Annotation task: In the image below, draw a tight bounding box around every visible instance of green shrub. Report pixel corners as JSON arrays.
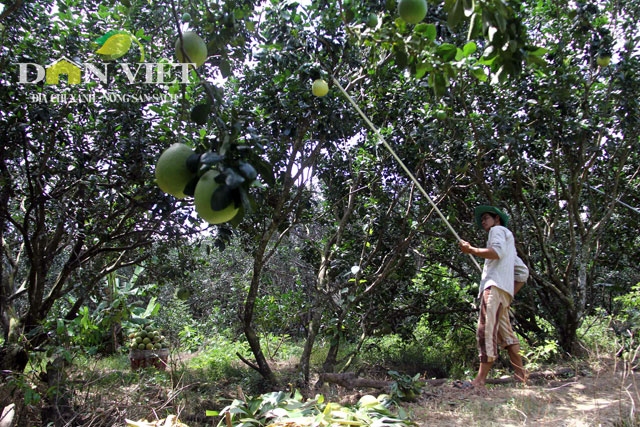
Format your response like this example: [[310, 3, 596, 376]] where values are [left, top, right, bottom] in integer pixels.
[[188, 333, 252, 380], [577, 309, 619, 354]]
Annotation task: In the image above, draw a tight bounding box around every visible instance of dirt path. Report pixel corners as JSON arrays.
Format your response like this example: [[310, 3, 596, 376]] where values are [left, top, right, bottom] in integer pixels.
[[406, 362, 639, 426]]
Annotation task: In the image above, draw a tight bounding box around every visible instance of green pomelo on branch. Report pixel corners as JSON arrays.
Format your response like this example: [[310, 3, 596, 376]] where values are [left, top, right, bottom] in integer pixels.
[[175, 31, 208, 68], [176, 287, 191, 300], [367, 13, 379, 28], [194, 170, 240, 224], [596, 55, 610, 67], [155, 143, 197, 199], [398, 0, 427, 24], [312, 79, 329, 97]]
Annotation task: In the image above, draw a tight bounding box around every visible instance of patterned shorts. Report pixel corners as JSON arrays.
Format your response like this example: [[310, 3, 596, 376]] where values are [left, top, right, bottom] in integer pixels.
[[477, 286, 520, 363]]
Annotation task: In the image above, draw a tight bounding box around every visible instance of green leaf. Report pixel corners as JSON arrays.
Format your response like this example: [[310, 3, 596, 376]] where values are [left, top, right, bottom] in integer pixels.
[[527, 46, 549, 56], [463, 0, 475, 17], [435, 43, 458, 61], [430, 72, 447, 97], [190, 103, 211, 126], [143, 297, 159, 318], [238, 161, 258, 181], [182, 176, 199, 197], [200, 152, 225, 167], [393, 45, 408, 68], [470, 66, 487, 81], [447, 0, 464, 29], [211, 184, 233, 211], [228, 205, 244, 227], [462, 41, 477, 56], [414, 23, 437, 41], [414, 62, 429, 79], [205, 410, 219, 416], [494, 11, 507, 33], [225, 168, 246, 189], [253, 158, 275, 186], [220, 60, 232, 78]]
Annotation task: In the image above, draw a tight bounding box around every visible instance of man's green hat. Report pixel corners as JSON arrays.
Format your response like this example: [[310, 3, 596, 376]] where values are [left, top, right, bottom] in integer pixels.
[[474, 205, 509, 228]]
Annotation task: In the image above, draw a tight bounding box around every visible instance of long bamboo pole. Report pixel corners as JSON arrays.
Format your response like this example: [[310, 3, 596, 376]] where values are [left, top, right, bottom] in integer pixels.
[[331, 76, 483, 274]]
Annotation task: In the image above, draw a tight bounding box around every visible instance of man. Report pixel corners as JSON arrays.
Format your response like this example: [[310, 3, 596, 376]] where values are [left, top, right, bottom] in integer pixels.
[[458, 205, 528, 390]]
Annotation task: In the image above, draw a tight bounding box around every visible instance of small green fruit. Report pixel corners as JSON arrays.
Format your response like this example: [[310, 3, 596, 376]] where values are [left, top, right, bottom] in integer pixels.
[[312, 79, 329, 97], [367, 13, 379, 28], [182, 12, 191, 22], [435, 110, 447, 120], [596, 55, 611, 67], [176, 287, 191, 300]]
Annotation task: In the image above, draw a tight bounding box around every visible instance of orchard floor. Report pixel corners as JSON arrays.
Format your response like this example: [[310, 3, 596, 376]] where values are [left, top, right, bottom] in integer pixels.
[[405, 359, 639, 426], [5, 354, 639, 426]]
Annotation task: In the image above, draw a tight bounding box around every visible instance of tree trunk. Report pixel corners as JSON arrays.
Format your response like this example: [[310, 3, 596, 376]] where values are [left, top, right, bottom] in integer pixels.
[[300, 304, 323, 386], [242, 252, 278, 385], [322, 331, 341, 374]]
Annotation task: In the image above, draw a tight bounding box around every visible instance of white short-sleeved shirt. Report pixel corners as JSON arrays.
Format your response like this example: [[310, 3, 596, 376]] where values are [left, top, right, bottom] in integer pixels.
[[480, 225, 516, 297]]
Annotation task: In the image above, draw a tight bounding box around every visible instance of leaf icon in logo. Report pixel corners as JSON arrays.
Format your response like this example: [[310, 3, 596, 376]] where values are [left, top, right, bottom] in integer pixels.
[[95, 30, 145, 61]]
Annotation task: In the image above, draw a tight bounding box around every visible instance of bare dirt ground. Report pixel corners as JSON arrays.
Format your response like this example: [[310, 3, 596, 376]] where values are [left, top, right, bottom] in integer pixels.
[[405, 359, 639, 426]]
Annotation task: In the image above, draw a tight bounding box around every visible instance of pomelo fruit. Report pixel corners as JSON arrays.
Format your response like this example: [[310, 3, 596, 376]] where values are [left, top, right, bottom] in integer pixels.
[[596, 55, 610, 67], [367, 13, 379, 28], [176, 287, 191, 300], [194, 170, 240, 224], [155, 143, 197, 199], [182, 12, 191, 22], [175, 31, 208, 68], [312, 79, 329, 97], [398, 0, 427, 24]]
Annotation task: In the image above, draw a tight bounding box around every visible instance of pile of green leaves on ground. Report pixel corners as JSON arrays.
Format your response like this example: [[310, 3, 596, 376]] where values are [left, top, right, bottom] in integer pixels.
[[208, 390, 414, 427]]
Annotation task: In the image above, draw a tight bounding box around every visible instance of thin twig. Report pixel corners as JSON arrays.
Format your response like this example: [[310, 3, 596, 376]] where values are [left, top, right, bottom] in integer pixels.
[[543, 381, 578, 391]]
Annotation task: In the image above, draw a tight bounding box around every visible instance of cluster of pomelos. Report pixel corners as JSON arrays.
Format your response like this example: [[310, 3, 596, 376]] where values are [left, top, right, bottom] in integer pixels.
[[128, 325, 168, 351], [155, 143, 240, 224]]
